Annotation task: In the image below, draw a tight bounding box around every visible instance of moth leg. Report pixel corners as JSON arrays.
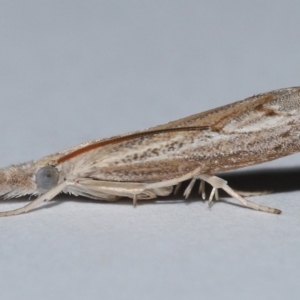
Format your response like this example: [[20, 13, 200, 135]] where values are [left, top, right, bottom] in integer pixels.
[[72, 179, 168, 206], [145, 167, 202, 190], [233, 190, 272, 197], [208, 187, 219, 206], [222, 184, 281, 214], [133, 194, 137, 206], [183, 178, 196, 198], [198, 174, 281, 214], [0, 181, 68, 217], [199, 180, 206, 199], [132, 190, 158, 206], [93, 167, 202, 203], [174, 182, 182, 195], [215, 188, 219, 200], [145, 167, 201, 199], [183, 177, 218, 202]]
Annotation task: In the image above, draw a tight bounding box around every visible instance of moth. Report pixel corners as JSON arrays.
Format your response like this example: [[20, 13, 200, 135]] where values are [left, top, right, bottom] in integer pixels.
[[1, 86, 299, 216]]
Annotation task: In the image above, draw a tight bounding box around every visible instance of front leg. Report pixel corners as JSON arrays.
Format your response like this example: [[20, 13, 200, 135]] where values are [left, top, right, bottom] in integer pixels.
[[71, 179, 173, 206], [72, 167, 204, 206]]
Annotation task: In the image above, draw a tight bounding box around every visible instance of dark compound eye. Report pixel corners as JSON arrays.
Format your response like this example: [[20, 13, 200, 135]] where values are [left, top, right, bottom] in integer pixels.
[[36, 166, 59, 190]]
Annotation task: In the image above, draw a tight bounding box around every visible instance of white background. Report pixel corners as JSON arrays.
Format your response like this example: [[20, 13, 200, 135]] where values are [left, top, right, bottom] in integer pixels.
[[0, 1, 300, 299]]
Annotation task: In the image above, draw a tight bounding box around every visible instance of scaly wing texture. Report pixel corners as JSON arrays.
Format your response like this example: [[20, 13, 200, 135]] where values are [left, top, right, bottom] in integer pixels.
[[52, 87, 300, 182], [148, 87, 300, 130]]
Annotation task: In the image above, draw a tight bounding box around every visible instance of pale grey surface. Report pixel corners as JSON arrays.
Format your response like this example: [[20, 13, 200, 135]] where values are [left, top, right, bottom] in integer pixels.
[[0, 1, 300, 299]]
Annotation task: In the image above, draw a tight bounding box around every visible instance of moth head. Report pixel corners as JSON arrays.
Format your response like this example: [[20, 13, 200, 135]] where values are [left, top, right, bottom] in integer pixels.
[[0, 161, 62, 199]]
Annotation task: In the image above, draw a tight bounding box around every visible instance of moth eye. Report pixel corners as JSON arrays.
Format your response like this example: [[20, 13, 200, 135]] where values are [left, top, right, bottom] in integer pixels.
[[36, 166, 59, 190]]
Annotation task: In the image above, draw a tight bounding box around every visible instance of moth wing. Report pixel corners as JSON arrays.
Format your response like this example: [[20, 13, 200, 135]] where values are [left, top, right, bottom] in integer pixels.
[[47, 87, 300, 166], [39, 86, 300, 183], [147, 87, 300, 132]]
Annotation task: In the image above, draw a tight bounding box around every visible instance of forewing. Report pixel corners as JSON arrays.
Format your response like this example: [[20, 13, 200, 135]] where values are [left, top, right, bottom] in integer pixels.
[[148, 87, 300, 131], [53, 87, 300, 182]]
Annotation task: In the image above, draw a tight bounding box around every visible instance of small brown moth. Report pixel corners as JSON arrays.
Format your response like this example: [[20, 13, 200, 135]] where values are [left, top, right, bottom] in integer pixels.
[[1, 86, 299, 216]]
